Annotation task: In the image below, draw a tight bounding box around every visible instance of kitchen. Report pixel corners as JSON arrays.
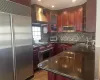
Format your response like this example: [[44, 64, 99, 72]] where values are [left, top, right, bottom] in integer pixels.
[[0, 0, 99, 80], [31, 0, 96, 80]]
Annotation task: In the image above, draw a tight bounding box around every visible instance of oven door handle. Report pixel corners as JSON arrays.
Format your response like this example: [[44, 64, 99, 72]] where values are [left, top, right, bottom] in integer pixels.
[[39, 47, 53, 53]]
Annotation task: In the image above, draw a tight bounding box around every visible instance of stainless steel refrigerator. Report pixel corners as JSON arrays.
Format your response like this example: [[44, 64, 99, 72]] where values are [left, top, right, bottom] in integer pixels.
[[0, 0, 33, 80]]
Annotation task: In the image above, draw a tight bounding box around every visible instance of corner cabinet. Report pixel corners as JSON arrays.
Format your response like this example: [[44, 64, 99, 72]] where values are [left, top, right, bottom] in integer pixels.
[[9, 0, 31, 6]]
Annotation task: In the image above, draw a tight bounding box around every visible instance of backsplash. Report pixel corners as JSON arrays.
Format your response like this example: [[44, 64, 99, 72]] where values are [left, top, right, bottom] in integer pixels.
[[41, 33, 50, 42], [57, 32, 95, 43], [41, 32, 95, 43]]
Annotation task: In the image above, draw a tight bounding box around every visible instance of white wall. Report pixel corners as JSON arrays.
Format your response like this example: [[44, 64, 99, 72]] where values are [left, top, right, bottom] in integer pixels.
[[95, 0, 100, 80], [96, 0, 100, 47]]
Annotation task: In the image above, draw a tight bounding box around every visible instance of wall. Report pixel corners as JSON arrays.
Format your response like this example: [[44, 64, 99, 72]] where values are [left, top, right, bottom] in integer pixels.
[[95, 0, 100, 80], [50, 32, 95, 43], [86, 0, 96, 32], [41, 32, 95, 43], [96, 0, 100, 47]]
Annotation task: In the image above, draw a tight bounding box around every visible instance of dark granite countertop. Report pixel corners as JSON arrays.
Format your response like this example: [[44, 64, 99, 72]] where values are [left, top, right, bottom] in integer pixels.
[[38, 47, 95, 80], [33, 42, 49, 48], [50, 41, 87, 45]]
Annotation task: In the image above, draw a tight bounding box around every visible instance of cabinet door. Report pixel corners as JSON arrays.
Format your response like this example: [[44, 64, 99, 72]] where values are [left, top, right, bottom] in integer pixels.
[[57, 14, 62, 32], [75, 8, 83, 32], [33, 48, 39, 70], [48, 72, 56, 80], [10, 0, 31, 6], [62, 12, 69, 26], [33, 53, 39, 70], [45, 12, 51, 32], [69, 12, 75, 26]]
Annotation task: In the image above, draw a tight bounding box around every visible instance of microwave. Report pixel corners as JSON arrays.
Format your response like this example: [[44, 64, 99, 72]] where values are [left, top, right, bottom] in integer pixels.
[[63, 26, 75, 32], [50, 36, 57, 42]]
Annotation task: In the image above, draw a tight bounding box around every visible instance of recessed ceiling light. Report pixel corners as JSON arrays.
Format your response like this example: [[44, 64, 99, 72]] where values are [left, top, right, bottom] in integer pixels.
[[52, 5, 55, 8], [72, 0, 76, 2], [38, 0, 41, 2]]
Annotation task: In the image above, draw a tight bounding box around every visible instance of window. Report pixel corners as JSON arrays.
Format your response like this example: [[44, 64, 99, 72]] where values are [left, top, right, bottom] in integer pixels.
[[32, 26, 41, 43]]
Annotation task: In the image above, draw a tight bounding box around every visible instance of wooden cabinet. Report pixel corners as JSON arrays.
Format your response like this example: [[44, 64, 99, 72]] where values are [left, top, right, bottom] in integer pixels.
[[52, 44, 72, 56], [56, 75, 70, 80], [74, 8, 83, 31], [10, 0, 31, 6], [52, 44, 63, 56], [57, 7, 83, 32], [45, 11, 51, 32], [33, 47, 39, 70], [48, 72, 71, 80], [48, 72, 56, 80], [49, 12, 58, 32], [57, 14, 62, 32], [62, 12, 69, 26]]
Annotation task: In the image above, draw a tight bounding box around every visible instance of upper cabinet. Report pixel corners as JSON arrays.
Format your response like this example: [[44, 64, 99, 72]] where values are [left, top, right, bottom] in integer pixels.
[[86, 0, 96, 32], [57, 13, 62, 32], [62, 11, 69, 26], [10, 0, 31, 6], [74, 8, 83, 32], [50, 12, 57, 32], [31, 4, 86, 33], [50, 13, 57, 24], [57, 6, 83, 32]]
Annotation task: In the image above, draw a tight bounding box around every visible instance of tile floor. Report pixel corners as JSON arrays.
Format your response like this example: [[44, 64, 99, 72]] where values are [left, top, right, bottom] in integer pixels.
[[32, 70, 48, 80]]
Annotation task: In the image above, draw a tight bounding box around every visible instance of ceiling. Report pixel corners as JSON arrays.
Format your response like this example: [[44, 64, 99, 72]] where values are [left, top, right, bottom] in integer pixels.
[[31, 0, 87, 10]]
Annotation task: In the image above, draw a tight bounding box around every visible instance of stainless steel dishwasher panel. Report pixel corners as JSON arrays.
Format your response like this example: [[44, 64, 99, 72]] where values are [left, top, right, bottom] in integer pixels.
[[0, 12, 13, 80], [12, 14, 33, 80]]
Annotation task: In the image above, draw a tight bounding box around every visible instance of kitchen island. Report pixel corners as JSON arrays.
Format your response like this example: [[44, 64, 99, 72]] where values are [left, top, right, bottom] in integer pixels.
[[38, 46, 95, 80]]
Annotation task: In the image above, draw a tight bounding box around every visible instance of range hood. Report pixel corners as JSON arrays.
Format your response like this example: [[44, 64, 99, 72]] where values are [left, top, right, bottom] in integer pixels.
[[31, 5, 48, 23]]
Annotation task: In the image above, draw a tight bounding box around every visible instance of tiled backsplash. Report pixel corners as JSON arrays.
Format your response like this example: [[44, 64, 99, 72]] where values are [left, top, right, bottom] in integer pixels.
[[41, 33, 50, 42], [41, 32, 95, 43]]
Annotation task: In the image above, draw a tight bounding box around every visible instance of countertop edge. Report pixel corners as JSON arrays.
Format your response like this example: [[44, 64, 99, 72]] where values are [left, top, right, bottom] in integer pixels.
[[38, 62, 83, 80]]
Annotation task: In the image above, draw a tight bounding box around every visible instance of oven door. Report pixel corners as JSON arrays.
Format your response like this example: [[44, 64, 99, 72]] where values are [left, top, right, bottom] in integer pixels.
[[38, 47, 53, 62]]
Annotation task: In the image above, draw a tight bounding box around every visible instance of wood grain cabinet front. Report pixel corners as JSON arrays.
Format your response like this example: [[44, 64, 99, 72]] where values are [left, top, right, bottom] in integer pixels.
[[33, 47, 39, 70], [48, 72, 71, 80], [56, 75, 71, 80], [57, 7, 83, 32], [62, 12, 69, 27], [57, 14, 62, 32]]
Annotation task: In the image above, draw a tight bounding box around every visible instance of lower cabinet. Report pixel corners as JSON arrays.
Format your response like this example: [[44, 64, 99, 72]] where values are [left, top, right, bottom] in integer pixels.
[[33, 47, 39, 70], [56, 75, 70, 80], [52, 43, 72, 56], [48, 72, 56, 80], [48, 72, 71, 80]]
